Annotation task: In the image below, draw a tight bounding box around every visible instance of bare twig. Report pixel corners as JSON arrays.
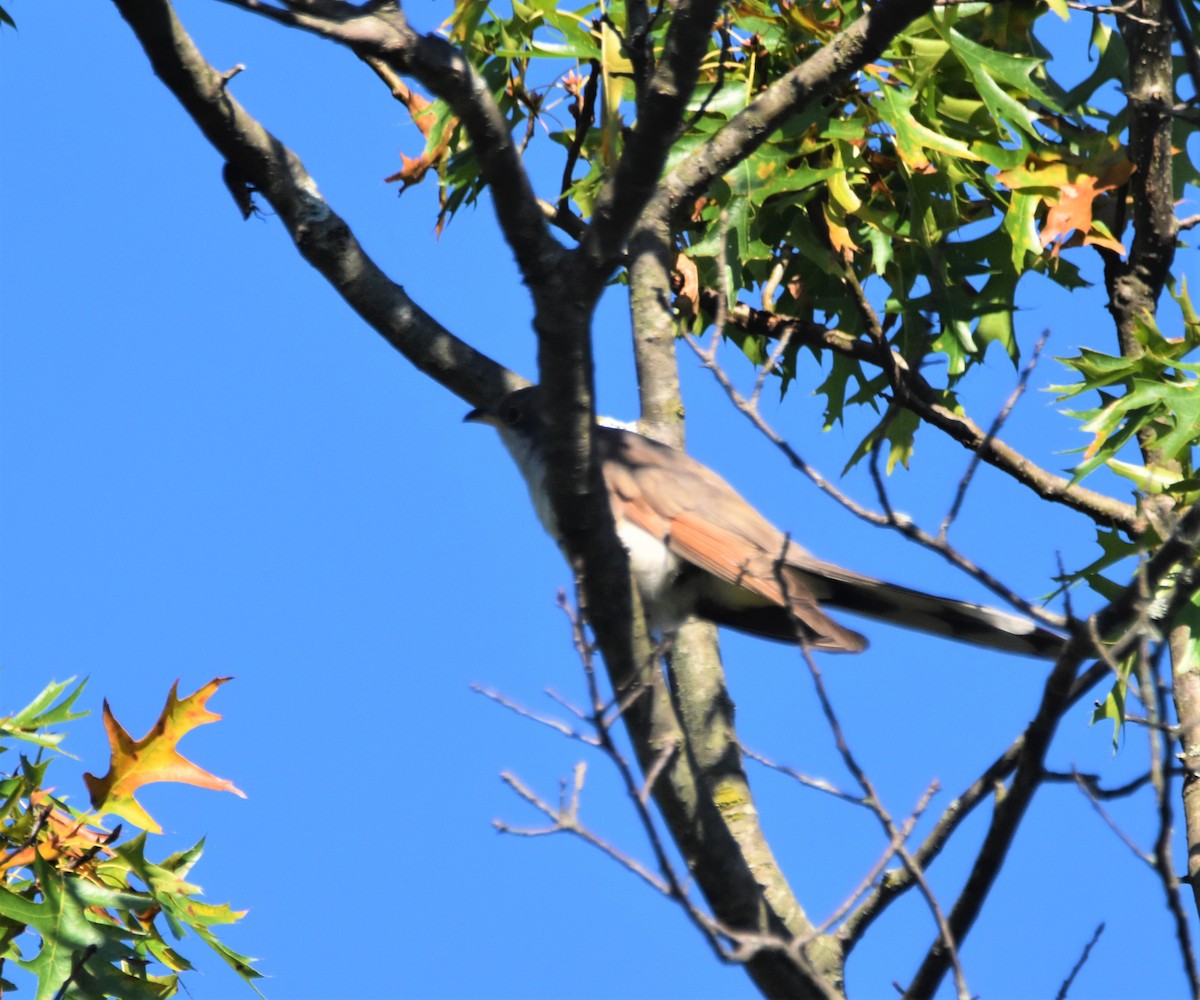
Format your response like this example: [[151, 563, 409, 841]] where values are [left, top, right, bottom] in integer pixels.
[[750, 322, 797, 408], [774, 551, 970, 1000], [218, 63, 245, 87], [742, 746, 864, 805], [1071, 769, 1155, 865], [1055, 923, 1105, 1000], [553, 597, 745, 962], [866, 401, 902, 523], [558, 61, 600, 218], [940, 329, 1049, 540], [471, 683, 601, 746], [1043, 769, 1158, 799], [495, 768, 668, 889], [809, 782, 941, 939]]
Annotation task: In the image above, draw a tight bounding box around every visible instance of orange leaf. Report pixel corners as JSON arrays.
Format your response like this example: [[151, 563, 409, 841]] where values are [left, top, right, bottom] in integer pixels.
[[84, 678, 245, 834], [823, 207, 860, 259], [0, 790, 116, 874], [672, 252, 699, 318], [1040, 175, 1100, 248], [384, 150, 436, 189]]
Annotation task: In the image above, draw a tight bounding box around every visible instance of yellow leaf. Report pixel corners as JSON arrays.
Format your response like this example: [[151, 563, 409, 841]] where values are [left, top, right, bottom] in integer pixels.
[[84, 679, 245, 834]]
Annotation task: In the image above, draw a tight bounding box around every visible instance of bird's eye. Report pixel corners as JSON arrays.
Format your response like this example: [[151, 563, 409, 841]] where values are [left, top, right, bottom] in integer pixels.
[[502, 404, 522, 427]]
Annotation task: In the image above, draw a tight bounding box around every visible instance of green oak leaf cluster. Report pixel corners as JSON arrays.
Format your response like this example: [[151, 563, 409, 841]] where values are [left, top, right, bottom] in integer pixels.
[[0, 679, 259, 999], [398, 0, 1195, 474]]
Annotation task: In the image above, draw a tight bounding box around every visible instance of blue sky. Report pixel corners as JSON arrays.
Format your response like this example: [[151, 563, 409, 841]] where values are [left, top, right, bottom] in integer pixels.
[[2, 2, 1196, 998]]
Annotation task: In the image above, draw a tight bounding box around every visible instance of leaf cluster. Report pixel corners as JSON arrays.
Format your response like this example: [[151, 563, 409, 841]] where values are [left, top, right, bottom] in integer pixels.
[[404, 0, 1198, 480], [0, 679, 258, 999]]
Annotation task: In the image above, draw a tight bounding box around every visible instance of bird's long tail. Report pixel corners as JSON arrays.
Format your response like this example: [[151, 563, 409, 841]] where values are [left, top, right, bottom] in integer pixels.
[[792, 561, 1066, 659]]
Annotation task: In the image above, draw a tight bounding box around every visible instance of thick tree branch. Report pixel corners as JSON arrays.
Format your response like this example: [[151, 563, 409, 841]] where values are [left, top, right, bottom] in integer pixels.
[[112, 0, 513, 408], [579, 0, 723, 271], [532, 155, 837, 1000], [1099, 0, 1200, 944], [629, 218, 687, 445], [1102, 0, 1177, 371], [626, 194, 832, 994], [653, 0, 936, 218], [216, 0, 566, 288]]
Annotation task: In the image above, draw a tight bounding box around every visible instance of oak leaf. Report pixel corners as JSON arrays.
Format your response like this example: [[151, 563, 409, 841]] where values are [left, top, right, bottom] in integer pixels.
[[84, 679, 245, 834]]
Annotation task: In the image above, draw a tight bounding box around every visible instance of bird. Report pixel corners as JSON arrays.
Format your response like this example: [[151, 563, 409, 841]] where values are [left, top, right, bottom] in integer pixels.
[[466, 386, 1065, 658]]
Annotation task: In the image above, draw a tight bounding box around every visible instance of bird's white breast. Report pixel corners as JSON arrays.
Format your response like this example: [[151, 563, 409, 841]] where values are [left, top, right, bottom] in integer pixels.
[[498, 426, 685, 629], [614, 518, 686, 631]]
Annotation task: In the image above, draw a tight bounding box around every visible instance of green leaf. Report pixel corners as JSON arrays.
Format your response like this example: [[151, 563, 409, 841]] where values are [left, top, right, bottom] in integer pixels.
[[0, 678, 89, 749], [876, 85, 983, 170], [1090, 664, 1129, 752], [0, 857, 154, 1000]]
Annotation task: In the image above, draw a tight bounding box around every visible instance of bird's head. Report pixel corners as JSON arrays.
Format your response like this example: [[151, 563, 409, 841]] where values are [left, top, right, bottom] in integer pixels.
[[463, 386, 544, 441]]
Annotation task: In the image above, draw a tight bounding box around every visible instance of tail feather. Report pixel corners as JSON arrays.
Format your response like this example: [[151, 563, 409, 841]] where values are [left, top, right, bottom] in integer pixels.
[[792, 563, 1066, 659]]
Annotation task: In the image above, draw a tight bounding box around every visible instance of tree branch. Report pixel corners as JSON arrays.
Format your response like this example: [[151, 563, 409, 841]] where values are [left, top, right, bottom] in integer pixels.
[[905, 504, 1200, 997], [653, 0, 936, 218], [695, 291, 1141, 535], [111, 0, 514, 409], [579, 0, 724, 272], [216, 0, 566, 288]]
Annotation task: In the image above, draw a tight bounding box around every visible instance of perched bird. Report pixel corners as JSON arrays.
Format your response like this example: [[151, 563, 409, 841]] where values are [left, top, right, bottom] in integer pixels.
[[467, 386, 1064, 658]]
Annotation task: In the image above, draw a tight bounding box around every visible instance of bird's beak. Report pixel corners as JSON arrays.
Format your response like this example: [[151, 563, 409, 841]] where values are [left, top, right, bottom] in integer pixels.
[[463, 405, 495, 426]]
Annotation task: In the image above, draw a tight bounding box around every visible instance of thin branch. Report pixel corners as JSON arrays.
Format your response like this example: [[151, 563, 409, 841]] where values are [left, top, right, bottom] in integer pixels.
[[809, 782, 941, 939], [1055, 924, 1105, 1000], [906, 506, 1200, 998], [557, 61, 600, 217], [548, 598, 834, 986], [693, 290, 1138, 534], [935, 0, 1158, 19], [775, 554, 970, 999], [578, 0, 725, 271], [1071, 770, 1155, 865], [471, 683, 601, 746], [1167, 0, 1200, 108], [742, 746, 863, 805], [495, 768, 668, 890], [1043, 769, 1159, 799], [843, 658, 1111, 948], [682, 330, 1071, 637], [939, 329, 1049, 540], [1142, 641, 1200, 993]]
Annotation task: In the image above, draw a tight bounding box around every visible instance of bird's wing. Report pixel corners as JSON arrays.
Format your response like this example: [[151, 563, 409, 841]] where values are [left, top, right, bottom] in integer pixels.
[[596, 425, 1062, 658], [599, 427, 867, 651]]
